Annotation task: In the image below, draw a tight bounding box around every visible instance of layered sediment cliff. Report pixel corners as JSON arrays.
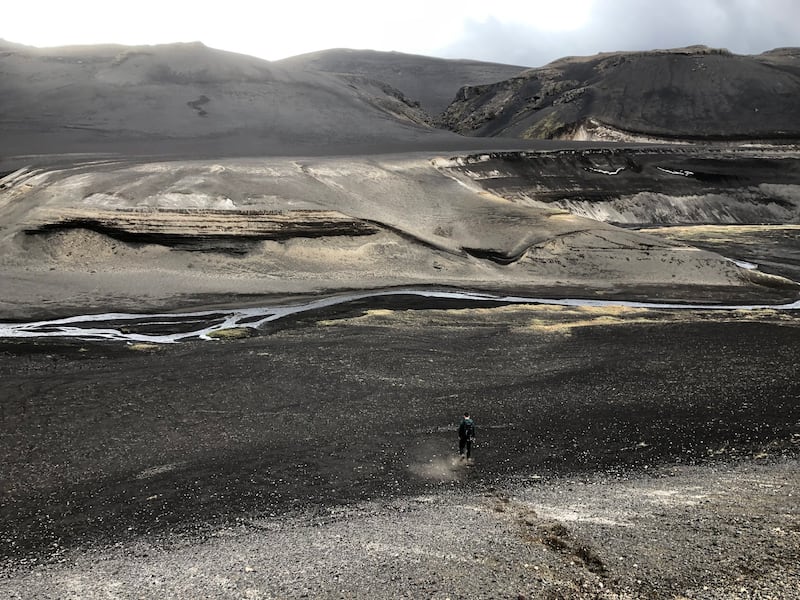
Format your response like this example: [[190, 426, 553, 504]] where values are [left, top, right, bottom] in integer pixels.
[[439, 147, 800, 226], [23, 208, 379, 253]]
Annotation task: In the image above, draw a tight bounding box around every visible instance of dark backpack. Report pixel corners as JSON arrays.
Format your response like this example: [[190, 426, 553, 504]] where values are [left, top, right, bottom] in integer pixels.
[[462, 419, 475, 438]]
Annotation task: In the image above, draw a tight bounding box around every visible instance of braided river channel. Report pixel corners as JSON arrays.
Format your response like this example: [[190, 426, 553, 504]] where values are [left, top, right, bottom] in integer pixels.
[[2, 288, 799, 344]]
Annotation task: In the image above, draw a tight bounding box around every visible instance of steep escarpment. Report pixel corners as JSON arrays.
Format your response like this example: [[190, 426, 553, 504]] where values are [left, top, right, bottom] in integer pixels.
[[437, 47, 800, 141], [440, 147, 800, 226], [439, 147, 800, 284], [23, 208, 379, 253]]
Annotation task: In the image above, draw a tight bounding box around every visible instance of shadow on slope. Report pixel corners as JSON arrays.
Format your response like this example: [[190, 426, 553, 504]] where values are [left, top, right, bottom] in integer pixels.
[[277, 48, 528, 115]]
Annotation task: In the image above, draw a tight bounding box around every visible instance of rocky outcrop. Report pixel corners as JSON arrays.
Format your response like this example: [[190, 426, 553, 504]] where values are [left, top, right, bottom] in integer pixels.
[[24, 208, 379, 253], [336, 74, 433, 127], [437, 46, 800, 141]]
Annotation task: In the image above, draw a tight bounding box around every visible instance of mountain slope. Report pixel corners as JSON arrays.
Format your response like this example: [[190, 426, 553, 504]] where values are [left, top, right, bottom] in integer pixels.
[[0, 41, 446, 156], [438, 46, 800, 141], [277, 48, 528, 115]]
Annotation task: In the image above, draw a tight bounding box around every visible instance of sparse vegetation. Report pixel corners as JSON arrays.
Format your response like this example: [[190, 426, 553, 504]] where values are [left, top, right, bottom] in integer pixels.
[[128, 342, 162, 351], [206, 327, 252, 339]]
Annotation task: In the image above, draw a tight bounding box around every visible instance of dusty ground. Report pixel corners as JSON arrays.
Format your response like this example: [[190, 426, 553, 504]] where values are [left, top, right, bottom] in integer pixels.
[[643, 225, 800, 283], [1, 300, 798, 598]]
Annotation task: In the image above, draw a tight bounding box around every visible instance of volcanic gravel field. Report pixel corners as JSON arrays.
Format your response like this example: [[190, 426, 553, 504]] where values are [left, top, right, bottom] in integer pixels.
[[1, 299, 799, 598]]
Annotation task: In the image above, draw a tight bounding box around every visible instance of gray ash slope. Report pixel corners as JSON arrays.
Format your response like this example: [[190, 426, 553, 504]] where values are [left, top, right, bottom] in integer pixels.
[[0, 41, 457, 157], [438, 46, 800, 141], [5, 41, 800, 157], [276, 48, 528, 115]]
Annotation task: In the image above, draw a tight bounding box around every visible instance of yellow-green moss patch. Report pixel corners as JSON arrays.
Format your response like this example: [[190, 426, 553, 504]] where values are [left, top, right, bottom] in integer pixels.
[[128, 342, 162, 351], [206, 327, 252, 339]]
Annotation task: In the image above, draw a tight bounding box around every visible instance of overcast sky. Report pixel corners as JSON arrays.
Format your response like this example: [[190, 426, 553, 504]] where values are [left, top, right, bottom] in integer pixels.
[[2, 0, 798, 67]]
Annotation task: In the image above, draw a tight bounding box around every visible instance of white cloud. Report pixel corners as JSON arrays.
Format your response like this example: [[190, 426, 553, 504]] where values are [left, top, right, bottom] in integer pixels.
[[436, 0, 800, 66], [0, 0, 593, 59], [1, 0, 797, 65]]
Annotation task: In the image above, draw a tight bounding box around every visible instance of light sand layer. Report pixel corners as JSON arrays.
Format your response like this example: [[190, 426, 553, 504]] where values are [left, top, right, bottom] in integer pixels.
[[1, 154, 795, 318]]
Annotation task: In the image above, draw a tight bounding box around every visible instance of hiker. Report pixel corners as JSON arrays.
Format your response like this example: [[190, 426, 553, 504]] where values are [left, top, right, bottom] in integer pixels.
[[458, 412, 476, 459]]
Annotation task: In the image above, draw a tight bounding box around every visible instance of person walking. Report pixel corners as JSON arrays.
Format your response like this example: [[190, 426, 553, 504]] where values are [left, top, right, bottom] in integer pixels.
[[458, 412, 476, 459]]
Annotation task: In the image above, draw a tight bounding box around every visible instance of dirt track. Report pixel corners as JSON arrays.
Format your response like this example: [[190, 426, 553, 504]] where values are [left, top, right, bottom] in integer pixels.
[[1, 300, 798, 597]]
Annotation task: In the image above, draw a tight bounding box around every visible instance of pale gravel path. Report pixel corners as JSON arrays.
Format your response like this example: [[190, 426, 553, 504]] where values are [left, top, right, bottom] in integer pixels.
[[2, 458, 798, 599]]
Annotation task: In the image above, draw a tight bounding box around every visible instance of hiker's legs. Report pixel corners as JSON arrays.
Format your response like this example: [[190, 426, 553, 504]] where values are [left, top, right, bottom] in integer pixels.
[[465, 439, 473, 459], [459, 437, 467, 456]]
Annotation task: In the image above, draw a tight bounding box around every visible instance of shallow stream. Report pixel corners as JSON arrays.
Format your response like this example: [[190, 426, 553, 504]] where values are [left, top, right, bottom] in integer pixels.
[[1, 288, 799, 344]]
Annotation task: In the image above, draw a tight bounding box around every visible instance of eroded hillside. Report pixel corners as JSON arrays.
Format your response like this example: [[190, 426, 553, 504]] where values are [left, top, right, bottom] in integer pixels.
[[437, 46, 800, 141], [440, 147, 800, 225], [440, 147, 800, 282], [1, 151, 796, 318], [277, 48, 528, 115]]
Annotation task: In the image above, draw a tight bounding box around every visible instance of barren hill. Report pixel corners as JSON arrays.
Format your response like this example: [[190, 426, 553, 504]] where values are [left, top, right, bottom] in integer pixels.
[[438, 46, 800, 142], [0, 41, 455, 157], [277, 48, 528, 115]]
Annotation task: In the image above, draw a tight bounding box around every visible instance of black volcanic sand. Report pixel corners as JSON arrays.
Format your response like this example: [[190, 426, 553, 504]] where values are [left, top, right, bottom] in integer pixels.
[[1, 300, 798, 568]]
